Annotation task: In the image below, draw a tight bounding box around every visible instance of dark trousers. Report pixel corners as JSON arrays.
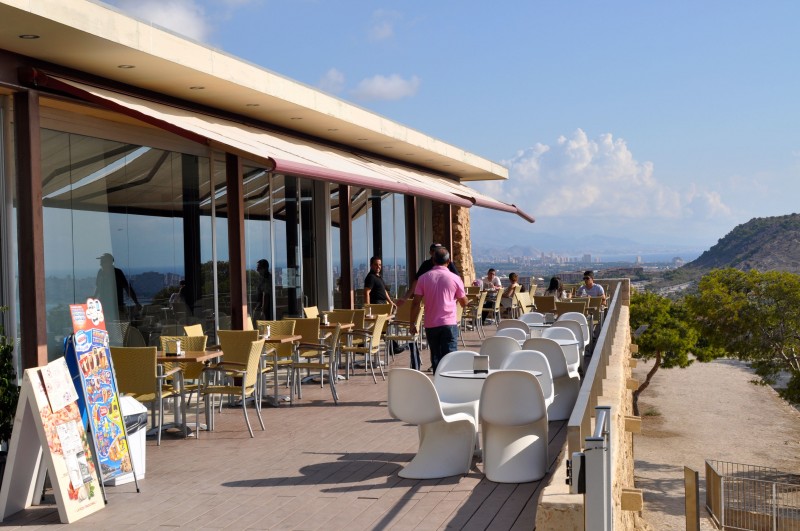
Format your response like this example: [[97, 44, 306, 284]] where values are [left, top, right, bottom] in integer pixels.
[[426, 325, 459, 373], [409, 342, 421, 371]]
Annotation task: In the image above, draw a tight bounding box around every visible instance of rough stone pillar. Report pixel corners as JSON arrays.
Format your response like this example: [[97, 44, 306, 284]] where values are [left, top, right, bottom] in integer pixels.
[[452, 206, 476, 284]]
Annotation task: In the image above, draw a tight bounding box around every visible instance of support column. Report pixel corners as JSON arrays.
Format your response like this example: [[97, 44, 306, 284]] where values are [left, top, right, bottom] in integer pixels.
[[404, 196, 418, 293], [225, 153, 247, 329], [182, 154, 201, 315], [371, 193, 382, 259], [339, 185, 353, 309], [14, 90, 47, 369]]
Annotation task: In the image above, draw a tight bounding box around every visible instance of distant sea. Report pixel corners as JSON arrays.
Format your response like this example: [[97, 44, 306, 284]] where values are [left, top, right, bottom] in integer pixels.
[[599, 251, 702, 263]]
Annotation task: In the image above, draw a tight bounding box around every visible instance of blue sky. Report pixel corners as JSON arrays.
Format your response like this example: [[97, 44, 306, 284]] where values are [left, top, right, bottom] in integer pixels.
[[105, 0, 800, 255]]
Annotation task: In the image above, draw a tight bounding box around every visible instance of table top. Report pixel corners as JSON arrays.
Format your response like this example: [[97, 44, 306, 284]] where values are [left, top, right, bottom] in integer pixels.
[[550, 338, 579, 347], [320, 323, 355, 330], [157, 350, 222, 363], [526, 322, 552, 328], [439, 369, 542, 379], [262, 333, 303, 344]]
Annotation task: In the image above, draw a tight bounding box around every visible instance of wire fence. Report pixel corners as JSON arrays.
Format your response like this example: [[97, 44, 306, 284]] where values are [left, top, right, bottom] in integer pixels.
[[706, 460, 800, 530]]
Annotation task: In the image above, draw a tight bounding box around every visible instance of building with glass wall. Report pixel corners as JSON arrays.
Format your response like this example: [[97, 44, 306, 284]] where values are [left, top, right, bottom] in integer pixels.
[[0, 0, 532, 371]]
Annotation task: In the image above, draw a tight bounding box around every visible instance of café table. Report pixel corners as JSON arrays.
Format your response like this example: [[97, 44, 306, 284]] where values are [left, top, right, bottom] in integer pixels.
[[526, 322, 552, 338], [262, 333, 302, 407], [156, 349, 223, 436], [438, 369, 543, 409]]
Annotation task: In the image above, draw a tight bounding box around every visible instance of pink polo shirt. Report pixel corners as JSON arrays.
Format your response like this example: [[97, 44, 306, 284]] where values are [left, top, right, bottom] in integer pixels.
[[414, 265, 465, 328]]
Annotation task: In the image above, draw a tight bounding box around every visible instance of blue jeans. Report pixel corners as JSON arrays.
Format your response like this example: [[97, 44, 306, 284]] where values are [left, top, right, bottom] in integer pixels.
[[426, 325, 459, 373]]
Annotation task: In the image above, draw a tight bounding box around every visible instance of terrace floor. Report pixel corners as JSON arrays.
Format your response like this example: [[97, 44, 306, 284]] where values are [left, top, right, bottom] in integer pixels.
[[2, 326, 566, 530]]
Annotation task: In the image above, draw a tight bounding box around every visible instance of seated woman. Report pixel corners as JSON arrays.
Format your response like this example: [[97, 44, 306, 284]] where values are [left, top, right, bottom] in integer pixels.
[[544, 276, 568, 301], [500, 272, 520, 316]]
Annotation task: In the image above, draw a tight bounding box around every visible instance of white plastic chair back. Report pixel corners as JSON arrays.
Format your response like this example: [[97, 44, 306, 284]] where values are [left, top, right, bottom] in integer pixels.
[[480, 336, 521, 370], [523, 337, 574, 379], [494, 327, 527, 343], [479, 370, 548, 482], [434, 351, 481, 420], [558, 311, 590, 343], [500, 350, 554, 406], [388, 369, 477, 479], [388, 368, 444, 425], [542, 326, 581, 375], [520, 312, 545, 325], [542, 326, 577, 341], [550, 320, 586, 350], [497, 319, 528, 331]]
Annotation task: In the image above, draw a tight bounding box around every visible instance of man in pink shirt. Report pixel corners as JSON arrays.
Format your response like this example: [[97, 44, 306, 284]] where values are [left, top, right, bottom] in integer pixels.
[[410, 247, 468, 372]]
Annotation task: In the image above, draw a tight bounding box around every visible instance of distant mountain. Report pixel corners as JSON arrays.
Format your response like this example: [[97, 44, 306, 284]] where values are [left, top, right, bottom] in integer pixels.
[[683, 214, 800, 273], [473, 233, 696, 258]]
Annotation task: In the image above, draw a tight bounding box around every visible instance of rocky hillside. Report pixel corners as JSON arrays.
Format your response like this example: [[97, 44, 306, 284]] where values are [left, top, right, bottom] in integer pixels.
[[684, 213, 800, 273]]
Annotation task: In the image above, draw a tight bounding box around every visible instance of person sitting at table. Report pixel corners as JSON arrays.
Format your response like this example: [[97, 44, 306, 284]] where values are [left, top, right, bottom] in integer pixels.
[[481, 268, 502, 324], [500, 272, 520, 316], [544, 276, 568, 301], [576, 270, 606, 304]]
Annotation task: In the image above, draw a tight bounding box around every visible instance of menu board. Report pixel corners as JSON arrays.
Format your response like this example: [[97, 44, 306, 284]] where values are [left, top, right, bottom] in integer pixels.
[[66, 300, 133, 483], [0, 362, 105, 523]]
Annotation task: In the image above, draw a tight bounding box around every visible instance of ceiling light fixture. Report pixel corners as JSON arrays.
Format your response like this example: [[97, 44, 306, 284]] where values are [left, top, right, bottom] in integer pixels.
[[290, 117, 302, 120], [327, 128, 339, 132], [189, 86, 205, 90], [18, 34, 40, 39], [245, 103, 260, 107], [117, 64, 135, 69]]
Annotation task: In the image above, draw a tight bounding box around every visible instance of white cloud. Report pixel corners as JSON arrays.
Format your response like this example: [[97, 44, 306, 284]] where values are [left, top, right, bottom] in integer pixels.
[[111, 0, 211, 42], [351, 74, 420, 101], [318, 68, 346, 95], [478, 129, 731, 223], [369, 10, 401, 41]]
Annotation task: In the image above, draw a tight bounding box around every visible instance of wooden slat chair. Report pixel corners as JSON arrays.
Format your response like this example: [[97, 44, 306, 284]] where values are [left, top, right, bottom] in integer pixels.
[[342, 314, 388, 383], [533, 295, 557, 314], [292, 323, 341, 404], [482, 291, 503, 326], [303, 306, 320, 318], [327, 309, 355, 324], [364, 303, 393, 317], [257, 319, 296, 400], [462, 290, 488, 339], [159, 334, 208, 408], [197, 330, 264, 437], [183, 323, 204, 336], [385, 301, 424, 358], [555, 300, 587, 316], [111, 346, 181, 445], [515, 291, 534, 315]]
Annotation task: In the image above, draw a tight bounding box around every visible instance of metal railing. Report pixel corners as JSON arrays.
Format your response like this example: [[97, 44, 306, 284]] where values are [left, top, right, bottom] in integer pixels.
[[567, 278, 629, 457], [706, 460, 800, 530]]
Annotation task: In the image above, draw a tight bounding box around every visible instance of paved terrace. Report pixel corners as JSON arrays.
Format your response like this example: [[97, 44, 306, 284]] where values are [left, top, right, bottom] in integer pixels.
[[3, 327, 568, 530]]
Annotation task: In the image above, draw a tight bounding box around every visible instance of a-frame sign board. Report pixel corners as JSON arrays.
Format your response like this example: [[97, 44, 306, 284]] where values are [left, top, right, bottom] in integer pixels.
[[0, 360, 104, 524]]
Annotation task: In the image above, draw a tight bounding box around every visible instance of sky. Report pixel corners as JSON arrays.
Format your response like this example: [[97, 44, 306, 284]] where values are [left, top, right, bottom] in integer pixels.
[[104, 0, 800, 256]]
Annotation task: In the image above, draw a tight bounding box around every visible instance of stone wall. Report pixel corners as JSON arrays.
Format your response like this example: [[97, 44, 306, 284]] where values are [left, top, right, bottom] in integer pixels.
[[431, 203, 476, 284]]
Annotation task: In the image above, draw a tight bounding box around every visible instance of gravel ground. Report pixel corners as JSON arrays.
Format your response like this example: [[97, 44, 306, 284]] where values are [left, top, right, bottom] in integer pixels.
[[632, 357, 800, 530]]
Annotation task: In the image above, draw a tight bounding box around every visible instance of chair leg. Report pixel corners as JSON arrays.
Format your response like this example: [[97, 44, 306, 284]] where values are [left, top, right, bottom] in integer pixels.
[[157, 396, 163, 446], [241, 388, 254, 438], [328, 364, 339, 405]]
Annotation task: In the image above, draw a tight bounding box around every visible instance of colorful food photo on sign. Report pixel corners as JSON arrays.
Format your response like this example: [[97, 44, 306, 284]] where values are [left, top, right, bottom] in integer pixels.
[[67, 300, 133, 482]]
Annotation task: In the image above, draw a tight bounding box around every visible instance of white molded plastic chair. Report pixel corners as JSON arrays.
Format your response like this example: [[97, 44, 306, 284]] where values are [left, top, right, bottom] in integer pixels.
[[434, 351, 481, 422], [388, 369, 477, 479], [522, 337, 581, 420], [550, 320, 587, 352], [480, 370, 549, 482], [497, 318, 528, 332], [479, 336, 520, 370], [542, 327, 582, 375], [494, 327, 527, 343], [500, 350, 554, 408], [519, 312, 545, 325], [558, 312, 590, 346]]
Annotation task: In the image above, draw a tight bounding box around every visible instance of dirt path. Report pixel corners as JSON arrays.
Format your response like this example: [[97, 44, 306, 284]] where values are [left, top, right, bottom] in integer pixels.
[[632, 357, 800, 530]]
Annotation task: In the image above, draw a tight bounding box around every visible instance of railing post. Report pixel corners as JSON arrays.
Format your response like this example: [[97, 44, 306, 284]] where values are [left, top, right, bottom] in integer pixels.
[[585, 406, 611, 531], [597, 406, 612, 531]]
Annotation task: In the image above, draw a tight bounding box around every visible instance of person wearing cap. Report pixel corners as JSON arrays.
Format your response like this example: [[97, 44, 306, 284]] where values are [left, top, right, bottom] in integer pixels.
[[403, 243, 460, 302], [409, 247, 468, 373], [254, 259, 273, 320], [576, 270, 606, 303], [93, 253, 140, 322]]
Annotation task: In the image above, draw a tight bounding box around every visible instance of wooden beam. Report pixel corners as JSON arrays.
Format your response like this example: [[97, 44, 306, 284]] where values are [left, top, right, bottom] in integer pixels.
[[13, 90, 47, 369], [225, 153, 247, 329]]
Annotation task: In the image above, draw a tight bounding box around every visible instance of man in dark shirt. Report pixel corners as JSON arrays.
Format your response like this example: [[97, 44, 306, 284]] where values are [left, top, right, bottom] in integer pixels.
[[403, 243, 460, 301], [94, 253, 140, 322], [364, 256, 395, 307]]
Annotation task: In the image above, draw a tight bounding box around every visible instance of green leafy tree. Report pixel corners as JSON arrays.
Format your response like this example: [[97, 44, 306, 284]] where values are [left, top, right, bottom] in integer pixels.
[[686, 268, 800, 404], [0, 307, 19, 446], [630, 291, 713, 415]]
